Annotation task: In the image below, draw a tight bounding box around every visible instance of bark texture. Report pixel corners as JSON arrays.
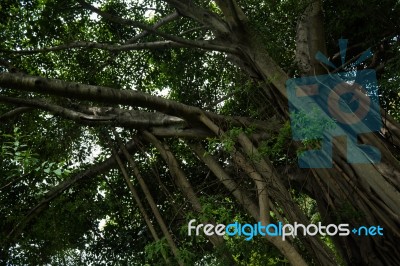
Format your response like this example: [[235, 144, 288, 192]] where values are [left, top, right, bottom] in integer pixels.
[[1, 0, 399, 265]]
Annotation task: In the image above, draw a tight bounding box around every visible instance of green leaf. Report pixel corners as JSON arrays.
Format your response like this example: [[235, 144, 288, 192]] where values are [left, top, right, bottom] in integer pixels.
[[53, 169, 62, 176]]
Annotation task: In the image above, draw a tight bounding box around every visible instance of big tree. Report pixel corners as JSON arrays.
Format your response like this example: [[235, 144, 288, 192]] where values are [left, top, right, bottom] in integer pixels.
[[0, 0, 399, 265]]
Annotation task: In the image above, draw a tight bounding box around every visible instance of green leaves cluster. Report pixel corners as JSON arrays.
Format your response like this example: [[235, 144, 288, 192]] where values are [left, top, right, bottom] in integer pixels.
[[291, 107, 336, 141]]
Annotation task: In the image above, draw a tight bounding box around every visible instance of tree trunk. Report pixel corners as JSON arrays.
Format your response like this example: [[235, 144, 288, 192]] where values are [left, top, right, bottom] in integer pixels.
[[221, 5, 400, 265], [199, 114, 337, 266]]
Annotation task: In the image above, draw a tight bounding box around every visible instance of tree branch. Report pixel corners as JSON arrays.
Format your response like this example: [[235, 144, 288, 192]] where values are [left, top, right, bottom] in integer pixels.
[[1, 40, 235, 55], [188, 142, 259, 219], [0, 95, 115, 120], [0, 72, 277, 131], [142, 130, 233, 258], [0, 72, 203, 119], [162, 0, 230, 36], [126, 11, 180, 44], [295, 0, 327, 75], [0, 95, 187, 128], [77, 0, 236, 54], [6, 139, 137, 244], [0, 107, 33, 121], [214, 0, 248, 31]]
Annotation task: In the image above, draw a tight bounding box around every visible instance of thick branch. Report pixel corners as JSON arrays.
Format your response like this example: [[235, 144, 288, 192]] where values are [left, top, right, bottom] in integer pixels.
[[0, 72, 278, 131], [0, 95, 192, 129], [0, 95, 115, 121], [199, 114, 337, 266], [150, 127, 213, 138], [163, 0, 230, 35], [214, 0, 248, 31], [0, 72, 203, 120], [1, 41, 183, 54], [295, 0, 327, 75]]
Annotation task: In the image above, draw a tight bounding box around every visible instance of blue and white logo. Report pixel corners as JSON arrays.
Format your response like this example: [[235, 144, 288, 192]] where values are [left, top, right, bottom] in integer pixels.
[[286, 39, 382, 168]]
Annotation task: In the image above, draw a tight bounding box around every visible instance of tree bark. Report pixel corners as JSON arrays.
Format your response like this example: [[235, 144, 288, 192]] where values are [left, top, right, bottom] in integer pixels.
[[206, 2, 400, 263], [199, 114, 337, 266], [1, 0, 400, 264]]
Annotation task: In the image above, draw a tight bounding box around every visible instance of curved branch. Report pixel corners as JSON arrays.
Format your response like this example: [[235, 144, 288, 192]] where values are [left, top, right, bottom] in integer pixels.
[[150, 127, 212, 138], [0, 72, 203, 119], [0, 72, 277, 131], [0, 94, 274, 140], [6, 139, 137, 244], [0, 95, 188, 128], [0, 95, 115, 120], [0, 107, 33, 121]]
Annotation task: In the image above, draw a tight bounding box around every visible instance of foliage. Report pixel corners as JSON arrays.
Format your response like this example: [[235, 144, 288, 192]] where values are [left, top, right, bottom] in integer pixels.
[[258, 121, 292, 163], [290, 107, 336, 141], [0, 0, 400, 265]]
